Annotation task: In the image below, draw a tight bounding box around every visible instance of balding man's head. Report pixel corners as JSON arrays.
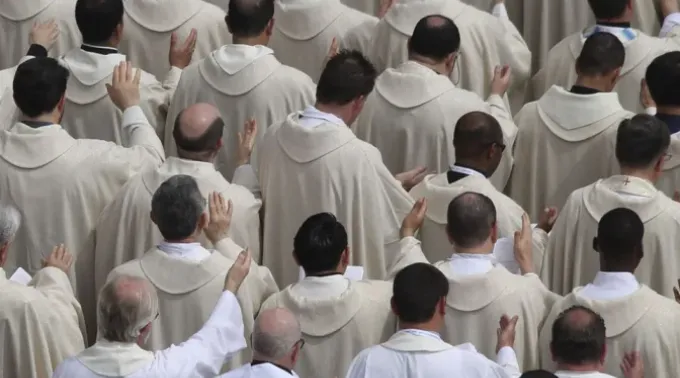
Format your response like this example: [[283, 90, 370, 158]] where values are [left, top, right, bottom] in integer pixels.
[[408, 15, 460, 63], [226, 0, 275, 39], [173, 103, 224, 161], [252, 308, 303, 367], [551, 306, 606, 367], [97, 275, 159, 344], [446, 192, 497, 248]]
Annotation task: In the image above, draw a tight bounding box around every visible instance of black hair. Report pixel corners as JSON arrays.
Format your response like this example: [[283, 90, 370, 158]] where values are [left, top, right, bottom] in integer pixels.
[[293, 213, 348, 274], [75, 0, 124, 45], [408, 15, 460, 61], [551, 305, 606, 366], [616, 115, 670, 169], [646, 51, 680, 107], [575, 32, 625, 76], [226, 0, 275, 38], [446, 192, 496, 248], [392, 263, 449, 323], [316, 50, 377, 105], [13, 57, 69, 119]]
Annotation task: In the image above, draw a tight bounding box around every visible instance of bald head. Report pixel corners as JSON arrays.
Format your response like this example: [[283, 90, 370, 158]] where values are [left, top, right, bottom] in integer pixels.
[[446, 192, 496, 248], [252, 308, 301, 361], [453, 112, 504, 160], [173, 103, 224, 159], [551, 306, 606, 366], [408, 15, 460, 62], [98, 275, 159, 343]]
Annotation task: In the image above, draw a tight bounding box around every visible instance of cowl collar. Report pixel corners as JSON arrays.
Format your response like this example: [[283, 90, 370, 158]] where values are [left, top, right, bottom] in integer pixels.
[[275, 0, 344, 40], [0, 0, 54, 21], [435, 262, 514, 311], [142, 157, 223, 196], [199, 45, 279, 96], [376, 61, 455, 109], [61, 49, 127, 104], [139, 247, 228, 294], [76, 340, 154, 377], [381, 329, 454, 352], [123, 0, 204, 32], [275, 112, 355, 164], [0, 122, 76, 169], [384, 0, 464, 36], [582, 175, 667, 223]]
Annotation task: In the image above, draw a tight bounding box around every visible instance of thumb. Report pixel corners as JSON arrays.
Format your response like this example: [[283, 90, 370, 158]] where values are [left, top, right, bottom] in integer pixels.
[[170, 32, 178, 47]]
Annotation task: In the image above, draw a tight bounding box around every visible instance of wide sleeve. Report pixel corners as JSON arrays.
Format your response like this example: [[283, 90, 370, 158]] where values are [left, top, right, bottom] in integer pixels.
[[344, 349, 371, 378], [153, 291, 247, 377], [110, 105, 165, 177], [138, 67, 183, 138], [384, 236, 430, 279], [31, 267, 87, 341]]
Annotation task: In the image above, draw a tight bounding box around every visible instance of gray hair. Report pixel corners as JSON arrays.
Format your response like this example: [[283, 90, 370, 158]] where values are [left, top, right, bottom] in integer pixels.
[[151, 175, 206, 241], [97, 275, 159, 343], [252, 308, 302, 360], [0, 204, 21, 245]]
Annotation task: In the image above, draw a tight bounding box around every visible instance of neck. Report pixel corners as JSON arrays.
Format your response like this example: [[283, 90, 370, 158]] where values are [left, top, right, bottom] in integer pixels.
[[600, 264, 636, 274], [410, 55, 449, 76], [86, 39, 118, 49], [656, 106, 680, 116], [253, 354, 295, 371], [619, 167, 657, 183], [232, 35, 267, 47], [574, 76, 612, 93], [453, 240, 494, 255], [22, 113, 59, 125], [596, 15, 632, 25], [398, 320, 441, 333], [453, 159, 490, 177], [557, 362, 603, 373], [314, 103, 350, 125], [177, 151, 215, 164], [164, 236, 199, 244]]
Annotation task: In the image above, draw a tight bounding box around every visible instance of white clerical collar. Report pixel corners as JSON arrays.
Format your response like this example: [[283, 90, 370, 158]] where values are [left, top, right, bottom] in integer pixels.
[[298, 106, 346, 129], [291, 274, 349, 298], [157, 242, 211, 263], [555, 371, 609, 378], [398, 328, 442, 341], [449, 164, 486, 179], [449, 253, 495, 276], [583, 25, 637, 43], [579, 271, 640, 301]]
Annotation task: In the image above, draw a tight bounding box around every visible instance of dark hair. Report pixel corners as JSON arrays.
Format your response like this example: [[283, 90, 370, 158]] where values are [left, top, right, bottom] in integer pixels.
[[226, 0, 274, 38], [646, 51, 680, 107], [408, 15, 460, 61], [453, 111, 503, 159], [75, 0, 124, 44], [616, 115, 670, 169], [173, 111, 224, 154], [293, 213, 348, 274], [13, 57, 69, 118], [551, 305, 606, 365], [151, 175, 205, 241], [446, 192, 496, 248], [596, 208, 644, 265], [575, 32, 625, 76], [520, 371, 559, 378], [587, 0, 628, 19], [316, 50, 377, 105], [392, 263, 449, 323]]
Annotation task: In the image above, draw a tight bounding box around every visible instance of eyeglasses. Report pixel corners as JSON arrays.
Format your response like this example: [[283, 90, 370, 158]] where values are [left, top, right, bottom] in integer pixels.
[[664, 152, 673, 161], [484, 141, 506, 152], [295, 338, 306, 350]]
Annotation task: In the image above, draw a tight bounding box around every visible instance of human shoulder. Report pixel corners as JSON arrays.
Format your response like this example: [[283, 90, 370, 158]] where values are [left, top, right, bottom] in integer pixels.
[[339, 5, 378, 27], [353, 280, 392, 302], [269, 63, 316, 90], [0, 284, 65, 325]]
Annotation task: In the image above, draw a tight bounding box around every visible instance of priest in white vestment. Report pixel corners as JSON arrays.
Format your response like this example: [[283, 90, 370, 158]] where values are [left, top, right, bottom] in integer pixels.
[[540, 208, 680, 378], [0, 207, 86, 378], [107, 181, 278, 372], [354, 15, 517, 190], [530, 0, 680, 113], [53, 249, 253, 378], [510, 32, 634, 221], [118, 0, 231, 80], [165, 0, 315, 181], [370, 0, 530, 114], [268, 0, 377, 82], [59, 0, 196, 143], [0, 0, 80, 69], [644, 52, 680, 199], [541, 115, 680, 297], [409, 112, 555, 268], [260, 213, 396, 378], [91, 104, 261, 343], [220, 307, 303, 377], [0, 59, 165, 344], [341, 0, 379, 16], [258, 51, 416, 287], [346, 263, 521, 378], [386, 193, 559, 371]]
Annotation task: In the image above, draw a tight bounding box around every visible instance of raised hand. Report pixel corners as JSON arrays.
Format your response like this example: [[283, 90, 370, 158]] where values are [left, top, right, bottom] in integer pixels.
[[106, 61, 141, 111], [640, 79, 656, 110], [378, 0, 397, 18], [537, 207, 558, 233], [224, 249, 252, 293], [42, 244, 73, 273], [395, 166, 428, 191], [621, 352, 644, 378], [513, 213, 533, 274], [496, 314, 519, 353], [30, 20, 60, 51], [169, 29, 198, 69], [204, 192, 232, 244], [490, 64, 512, 96], [237, 119, 257, 166], [400, 198, 427, 238], [322, 37, 340, 70]]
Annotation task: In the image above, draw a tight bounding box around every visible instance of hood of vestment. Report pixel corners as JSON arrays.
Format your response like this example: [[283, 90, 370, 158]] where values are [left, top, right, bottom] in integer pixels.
[[139, 247, 229, 294], [77, 340, 154, 377], [0, 0, 54, 21], [435, 263, 516, 311], [61, 49, 126, 104], [537, 86, 629, 142], [383, 0, 464, 36], [0, 122, 76, 168], [142, 157, 223, 196], [199, 44, 280, 96], [376, 61, 455, 109], [274, 113, 355, 163], [582, 175, 668, 223], [274, 0, 344, 40], [123, 0, 204, 32]]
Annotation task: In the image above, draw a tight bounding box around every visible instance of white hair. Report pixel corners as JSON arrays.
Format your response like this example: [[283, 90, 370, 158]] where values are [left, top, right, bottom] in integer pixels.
[[252, 308, 302, 360], [97, 275, 159, 343], [0, 204, 21, 245]]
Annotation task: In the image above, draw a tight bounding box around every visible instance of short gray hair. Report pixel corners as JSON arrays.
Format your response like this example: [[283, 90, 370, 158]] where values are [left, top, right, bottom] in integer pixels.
[[0, 204, 21, 245], [252, 308, 302, 360], [151, 175, 205, 241], [97, 275, 159, 343]]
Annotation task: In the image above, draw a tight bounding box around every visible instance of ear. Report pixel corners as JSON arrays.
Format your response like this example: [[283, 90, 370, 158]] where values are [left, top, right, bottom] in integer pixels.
[[654, 155, 665, 173], [390, 297, 399, 316], [600, 343, 607, 364], [266, 19, 275, 36], [198, 212, 208, 231], [437, 296, 446, 315], [115, 22, 124, 39], [353, 96, 366, 113], [592, 237, 599, 252], [150, 211, 157, 226], [550, 343, 557, 363], [293, 249, 300, 267], [0, 243, 8, 267], [216, 137, 224, 151], [636, 244, 644, 260], [446, 224, 454, 245], [490, 222, 498, 244], [57, 95, 66, 113], [341, 247, 350, 267]]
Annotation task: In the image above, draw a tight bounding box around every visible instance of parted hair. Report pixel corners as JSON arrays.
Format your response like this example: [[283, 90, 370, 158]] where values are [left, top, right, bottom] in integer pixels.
[[551, 305, 607, 365], [316, 50, 377, 105]]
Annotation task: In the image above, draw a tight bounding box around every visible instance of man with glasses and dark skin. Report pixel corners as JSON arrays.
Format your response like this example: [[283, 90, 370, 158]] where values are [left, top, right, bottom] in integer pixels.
[[410, 111, 557, 265]]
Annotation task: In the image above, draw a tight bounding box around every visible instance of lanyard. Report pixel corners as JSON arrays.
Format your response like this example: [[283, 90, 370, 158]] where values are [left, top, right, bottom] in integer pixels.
[[450, 165, 485, 179]]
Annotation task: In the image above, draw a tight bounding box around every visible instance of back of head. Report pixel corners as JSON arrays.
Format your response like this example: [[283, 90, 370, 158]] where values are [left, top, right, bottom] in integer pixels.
[[596, 208, 644, 269], [646, 52, 680, 107], [252, 307, 301, 361], [0, 204, 20, 246], [575, 32, 625, 77], [587, 0, 628, 19], [551, 305, 606, 366], [453, 111, 504, 160], [316, 50, 377, 106], [446, 192, 496, 249], [98, 275, 159, 343], [75, 0, 124, 44], [293, 213, 348, 275], [407, 15, 460, 62], [226, 0, 275, 38], [13, 58, 69, 118], [151, 175, 205, 241], [520, 371, 559, 378], [392, 263, 449, 323], [616, 114, 670, 169], [172, 104, 224, 160]]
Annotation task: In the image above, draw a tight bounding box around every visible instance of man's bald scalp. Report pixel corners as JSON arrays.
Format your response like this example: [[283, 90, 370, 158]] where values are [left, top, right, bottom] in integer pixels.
[[453, 111, 503, 159], [252, 307, 301, 360], [173, 103, 224, 154], [446, 192, 496, 248]]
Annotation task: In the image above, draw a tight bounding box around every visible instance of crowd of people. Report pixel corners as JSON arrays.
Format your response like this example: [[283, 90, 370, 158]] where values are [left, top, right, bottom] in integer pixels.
[[1, 0, 680, 377]]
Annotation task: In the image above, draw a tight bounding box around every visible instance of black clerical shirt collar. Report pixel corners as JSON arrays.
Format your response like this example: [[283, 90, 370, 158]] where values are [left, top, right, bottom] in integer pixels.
[[22, 120, 56, 128], [251, 360, 294, 375], [304, 271, 342, 278], [595, 21, 632, 28], [447, 164, 486, 184], [656, 113, 680, 135], [81, 43, 119, 55], [570, 85, 601, 95]]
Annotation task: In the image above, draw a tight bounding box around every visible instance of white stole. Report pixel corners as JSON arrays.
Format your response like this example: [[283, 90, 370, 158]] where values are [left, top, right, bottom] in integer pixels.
[[381, 330, 454, 353]]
